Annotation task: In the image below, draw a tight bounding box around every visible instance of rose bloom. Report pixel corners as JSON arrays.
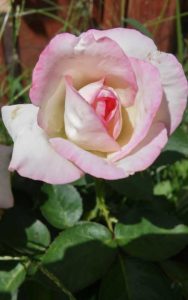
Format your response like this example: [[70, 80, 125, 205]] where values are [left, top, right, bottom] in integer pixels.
[[1, 29, 188, 184]]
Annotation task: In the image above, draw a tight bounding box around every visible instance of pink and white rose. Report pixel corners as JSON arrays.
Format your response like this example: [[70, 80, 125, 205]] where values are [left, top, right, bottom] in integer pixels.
[[1, 28, 188, 184]]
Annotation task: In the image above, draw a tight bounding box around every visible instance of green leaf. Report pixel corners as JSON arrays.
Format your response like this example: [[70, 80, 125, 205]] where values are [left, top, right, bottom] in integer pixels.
[[0, 262, 26, 293], [72, 176, 87, 186], [115, 217, 188, 261], [161, 260, 188, 297], [123, 18, 152, 37], [18, 280, 68, 300], [40, 222, 116, 292], [76, 283, 99, 300], [164, 128, 188, 156], [109, 172, 153, 200], [0, 207, 51, 254], [154, 180, 173, 198], [153, 151, 184, 167], [0, 291, 18, 300], [99, 256, 182, 300], [154, 128, 188, 167], [41, 184, 83, 229]]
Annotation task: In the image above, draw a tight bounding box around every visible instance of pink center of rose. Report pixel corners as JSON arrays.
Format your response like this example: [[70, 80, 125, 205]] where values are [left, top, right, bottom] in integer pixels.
[[90, 88, 121, 139], [93, 96, 117, 121], [91, 86, 119, 126], [78, 82, 122, 141]]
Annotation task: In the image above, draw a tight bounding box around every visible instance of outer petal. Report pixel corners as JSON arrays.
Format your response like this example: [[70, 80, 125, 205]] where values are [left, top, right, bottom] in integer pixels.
[[29, 33, 77, 106], [116, 122, 168, 175], [110, 58, 163, 161], [1, 104, 38, 141], [0, 145, 14, 208], [89, 28, 157, 60], [50, 138, 125, 180], [150, 51, 188, 134], [50, 123, 167, 180], [64, 77, 120, 152], [30, 32, 137, 105], [30, 31, 137, 136], [1, 105, 83, 184]]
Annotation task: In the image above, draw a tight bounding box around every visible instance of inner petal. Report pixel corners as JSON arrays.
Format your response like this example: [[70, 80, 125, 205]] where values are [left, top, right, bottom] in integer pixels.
[[92, 88, 122, 139], [64, 77, 120, 153], [94, 96, 116, 120]]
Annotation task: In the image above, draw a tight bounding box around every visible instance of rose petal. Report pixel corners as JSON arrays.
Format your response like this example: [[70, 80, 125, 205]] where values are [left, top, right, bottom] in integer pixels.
[[150, 51, 188, 134], [78, 79, 104, 104], [1, 104, 38, 141], [1, 105, 83, 184], [116, 122, 168, 175], [50, 138, 125, 180], [0, 145, 14, 208], [93, 88, 122, 139], [64, 77, 120, 152], [29, 33, 77, 106], [89, 28, 157, 59], [30, 31, 138, 136], [30, 32, 137, 105], [50, 122, 167, 179], [37, 79, 66, 137], [80, 81, 122, 140], [110, 58, 163, 161]]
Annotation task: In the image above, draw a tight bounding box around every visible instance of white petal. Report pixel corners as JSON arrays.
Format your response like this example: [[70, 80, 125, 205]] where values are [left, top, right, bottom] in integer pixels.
[[1, 105, 83, 184]]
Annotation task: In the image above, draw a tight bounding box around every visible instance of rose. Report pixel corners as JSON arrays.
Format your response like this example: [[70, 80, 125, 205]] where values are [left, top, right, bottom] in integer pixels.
[[1, 28, 188, 184]]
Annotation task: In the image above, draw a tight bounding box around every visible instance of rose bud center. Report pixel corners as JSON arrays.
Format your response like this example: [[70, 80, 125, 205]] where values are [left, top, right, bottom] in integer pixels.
[[92, 88, 122, 139], [93, 96, 117, 121]]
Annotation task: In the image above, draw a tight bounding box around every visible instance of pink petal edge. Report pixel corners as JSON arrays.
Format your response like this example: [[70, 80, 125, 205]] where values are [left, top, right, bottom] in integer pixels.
[[50, 137, 125, 180], [116, 122, 168, 175]]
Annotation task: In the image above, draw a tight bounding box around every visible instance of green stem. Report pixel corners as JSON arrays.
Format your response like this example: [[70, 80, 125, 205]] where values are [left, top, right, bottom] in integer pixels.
[[144, 12, 188, 27], [0, 255, 28, 261], [63, 0, 75, 32], [176, 0, 184, 64], [152, 0, 169, 35], [87, 179, 115, 232], [95, 179, 113, 231]]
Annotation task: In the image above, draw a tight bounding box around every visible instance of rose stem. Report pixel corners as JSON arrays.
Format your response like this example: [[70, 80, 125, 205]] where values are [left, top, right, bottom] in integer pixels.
[[86, 178, 114, 232]]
